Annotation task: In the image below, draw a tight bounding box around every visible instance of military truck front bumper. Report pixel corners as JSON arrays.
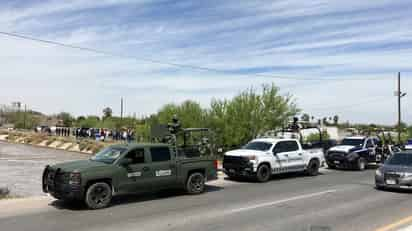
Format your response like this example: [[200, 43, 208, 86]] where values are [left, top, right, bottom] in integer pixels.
[[42, 166, 84, 200]]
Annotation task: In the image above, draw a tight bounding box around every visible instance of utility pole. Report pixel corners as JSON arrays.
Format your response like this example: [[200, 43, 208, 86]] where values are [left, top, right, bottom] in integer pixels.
[[396, 72, 407, 144], [23, 104, 27, 130], [120, 97, 124, 121]]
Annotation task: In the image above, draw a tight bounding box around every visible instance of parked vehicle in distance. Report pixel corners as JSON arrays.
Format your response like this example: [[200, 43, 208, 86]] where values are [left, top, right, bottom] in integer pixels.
[[223, 137, 325, 182], [375, 151, 412, 190], [325, 136, 382, 170], [404, 139, 412, 150], [43, 124, 218, 209]]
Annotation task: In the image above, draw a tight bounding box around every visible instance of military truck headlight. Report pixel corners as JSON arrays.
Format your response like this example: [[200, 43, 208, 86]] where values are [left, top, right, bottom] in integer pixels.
[[375, 169, 382, 177], [69, 172, 81, 185]]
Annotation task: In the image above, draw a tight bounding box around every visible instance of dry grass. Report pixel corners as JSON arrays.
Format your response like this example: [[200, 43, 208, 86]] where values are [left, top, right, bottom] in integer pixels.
[[45, 138, 56, 146], [0, 194, 21, 200], [77, 140, 105, 154], [23, 133, 48, 145], [3, 131, 113, 154]]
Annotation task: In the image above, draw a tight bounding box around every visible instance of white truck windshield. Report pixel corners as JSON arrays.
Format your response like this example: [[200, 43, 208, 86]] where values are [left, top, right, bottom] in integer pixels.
[[243, 142, 272, 151]]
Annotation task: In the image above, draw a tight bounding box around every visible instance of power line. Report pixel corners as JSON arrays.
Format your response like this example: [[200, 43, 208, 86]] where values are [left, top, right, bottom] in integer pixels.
[[0, 31, 392, 82], [305, 96, 389, 111]]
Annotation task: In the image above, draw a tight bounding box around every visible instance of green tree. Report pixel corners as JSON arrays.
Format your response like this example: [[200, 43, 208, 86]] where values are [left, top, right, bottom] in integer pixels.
[[156, 100, 205, 128], [305, 130, 330, 143], [207, 84, 299, 148], [57, 112, 74, 127], [78, 116, 100, 128]]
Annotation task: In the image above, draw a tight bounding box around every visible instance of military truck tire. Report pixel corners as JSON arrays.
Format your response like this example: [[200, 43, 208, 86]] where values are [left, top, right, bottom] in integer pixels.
[[356, 158, 367, 171], [256, 164, 271, 182], [305, 159, 320, 176], [85, 182, 112, 209], [186, 172, 205, 194]]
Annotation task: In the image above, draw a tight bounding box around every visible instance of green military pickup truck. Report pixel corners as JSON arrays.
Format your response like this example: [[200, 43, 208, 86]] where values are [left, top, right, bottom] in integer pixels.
[[42, 142, 218, 209]]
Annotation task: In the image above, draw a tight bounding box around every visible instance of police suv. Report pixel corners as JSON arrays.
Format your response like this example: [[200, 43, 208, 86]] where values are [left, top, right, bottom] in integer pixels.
[[223, 138, 325, 182], [325, 136, 381, 170]]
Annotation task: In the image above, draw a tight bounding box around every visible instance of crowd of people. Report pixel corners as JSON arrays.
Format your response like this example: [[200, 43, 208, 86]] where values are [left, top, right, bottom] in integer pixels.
[[74, 127, 135, 142], [35, 126, 135, 142]]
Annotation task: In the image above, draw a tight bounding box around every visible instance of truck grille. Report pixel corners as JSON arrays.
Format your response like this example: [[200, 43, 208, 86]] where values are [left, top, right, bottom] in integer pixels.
[[44, 168, 68, 191], [327, 151, 346, 160], [223, 155, 249, 165]]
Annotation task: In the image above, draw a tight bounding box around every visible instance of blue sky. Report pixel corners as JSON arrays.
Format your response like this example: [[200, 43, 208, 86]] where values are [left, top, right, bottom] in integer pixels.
[[0, 0, 411, 124]]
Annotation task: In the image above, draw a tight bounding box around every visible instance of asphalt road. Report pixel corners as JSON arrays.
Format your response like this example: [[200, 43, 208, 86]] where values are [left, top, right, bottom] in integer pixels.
[[1, 143, 412, 231], [0, 141, 88, 196]]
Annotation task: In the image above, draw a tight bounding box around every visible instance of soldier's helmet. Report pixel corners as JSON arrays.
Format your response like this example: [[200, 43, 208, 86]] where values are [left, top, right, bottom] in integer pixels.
[[172, 114, 179, 122]]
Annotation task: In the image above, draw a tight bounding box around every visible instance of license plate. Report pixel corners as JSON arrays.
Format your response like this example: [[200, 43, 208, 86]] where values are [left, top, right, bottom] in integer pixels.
[[386, 179, 396, 185], [229, 169, 235, 173], [334, 161, 340, 164]]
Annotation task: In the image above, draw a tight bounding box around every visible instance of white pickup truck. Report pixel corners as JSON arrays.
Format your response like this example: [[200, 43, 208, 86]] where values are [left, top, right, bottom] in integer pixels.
[[223, 138, 325, 182]]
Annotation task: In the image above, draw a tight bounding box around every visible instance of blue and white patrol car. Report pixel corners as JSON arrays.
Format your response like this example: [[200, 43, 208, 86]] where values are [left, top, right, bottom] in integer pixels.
[[325, 136, 380, 170], [405, 139, 412, 150]]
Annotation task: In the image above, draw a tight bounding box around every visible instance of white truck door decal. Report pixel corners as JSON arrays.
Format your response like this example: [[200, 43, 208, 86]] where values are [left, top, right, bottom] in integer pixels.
[[155, 169, 172, 177], [127, 172, 142, 177]]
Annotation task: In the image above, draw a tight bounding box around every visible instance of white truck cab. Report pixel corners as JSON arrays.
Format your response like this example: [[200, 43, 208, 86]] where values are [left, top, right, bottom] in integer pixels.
[[223, 138, 325, 182]]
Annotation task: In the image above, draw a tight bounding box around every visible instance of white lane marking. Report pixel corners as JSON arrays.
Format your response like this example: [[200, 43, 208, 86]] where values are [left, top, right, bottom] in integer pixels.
[[229, 189, 337, 214]]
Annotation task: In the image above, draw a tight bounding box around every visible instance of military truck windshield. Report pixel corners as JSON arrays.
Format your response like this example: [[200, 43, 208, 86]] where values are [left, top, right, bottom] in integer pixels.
[[91, 147, 127, 164], [243, 142, 272, 151], [341, 138, 364, 147], [386, 153, 412, 166]]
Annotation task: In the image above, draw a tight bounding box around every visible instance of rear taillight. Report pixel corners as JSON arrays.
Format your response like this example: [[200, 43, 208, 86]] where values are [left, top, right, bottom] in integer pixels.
[[213, 160, 219, 170]]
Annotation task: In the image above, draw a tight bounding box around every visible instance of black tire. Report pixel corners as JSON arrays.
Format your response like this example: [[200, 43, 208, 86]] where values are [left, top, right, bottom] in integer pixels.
[[327, 164, 337, 169], [256, 164, 271, 182], [375, 184, 385, 191], [226, 172, 240, 181], [186, 172, 205, 194], [84, 182, 112, 209], [306, 159, 320, 176], [356, 158, 367, 171]]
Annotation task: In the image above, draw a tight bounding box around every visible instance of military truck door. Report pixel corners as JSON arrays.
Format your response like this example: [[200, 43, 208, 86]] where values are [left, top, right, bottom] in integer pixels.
[[149, 146, 177, 189], [118, 148, 152, 193]]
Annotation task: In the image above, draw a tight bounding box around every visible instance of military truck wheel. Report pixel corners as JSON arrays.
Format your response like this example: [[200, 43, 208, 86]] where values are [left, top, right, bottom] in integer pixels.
[[305, 159, 320, 176], [186, 172, 205, 194], [256, 164, 271, 182], [85, 182, 112, 209]]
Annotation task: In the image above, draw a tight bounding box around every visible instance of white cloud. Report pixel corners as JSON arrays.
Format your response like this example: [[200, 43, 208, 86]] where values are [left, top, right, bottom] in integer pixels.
[[0, 0, 411, 125]]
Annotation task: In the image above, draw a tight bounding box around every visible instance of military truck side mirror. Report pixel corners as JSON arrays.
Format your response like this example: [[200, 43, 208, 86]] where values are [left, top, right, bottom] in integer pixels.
[[119, 158, 132, 166]]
